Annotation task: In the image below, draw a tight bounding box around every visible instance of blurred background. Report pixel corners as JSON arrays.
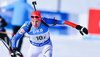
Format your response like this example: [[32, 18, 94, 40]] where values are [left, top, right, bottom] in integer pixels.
[[0, 0, 100, 57]]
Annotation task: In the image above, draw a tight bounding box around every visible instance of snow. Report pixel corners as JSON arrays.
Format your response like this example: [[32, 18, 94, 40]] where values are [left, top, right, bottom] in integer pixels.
[[0, 29, 100, 57]]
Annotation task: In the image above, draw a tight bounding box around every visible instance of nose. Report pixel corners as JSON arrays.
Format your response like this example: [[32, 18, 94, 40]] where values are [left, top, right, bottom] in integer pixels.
[[33, 21, 37, 25]]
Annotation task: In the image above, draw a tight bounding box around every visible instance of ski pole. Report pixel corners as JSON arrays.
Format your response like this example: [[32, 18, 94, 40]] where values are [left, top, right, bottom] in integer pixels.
[[1, 39, 23, 57], [1, 39, 12, 53], [0, 39, 16, 57], [1, 39, 16, 57]]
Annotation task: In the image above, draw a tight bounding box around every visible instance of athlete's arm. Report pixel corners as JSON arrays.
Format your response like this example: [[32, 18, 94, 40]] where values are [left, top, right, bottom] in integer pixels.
[[42, 17, 88, 35], [42, 17, 63, 25], [63, 21, 88, 35], [12, 22, 30, 48]]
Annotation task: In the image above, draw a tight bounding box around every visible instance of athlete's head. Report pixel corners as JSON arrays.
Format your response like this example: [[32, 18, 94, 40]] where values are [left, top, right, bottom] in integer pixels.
[[30, 11, 41, 28], [30, 11, 41, 21]]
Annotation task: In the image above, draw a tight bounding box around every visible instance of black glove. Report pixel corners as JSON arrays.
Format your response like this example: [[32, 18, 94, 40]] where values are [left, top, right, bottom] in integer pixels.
[[16, 51, 23, 56], [11, 47, 18, 57], [76, 25, 88, 35], [11, 47, 23, 57], [12, 47, 18, 53]]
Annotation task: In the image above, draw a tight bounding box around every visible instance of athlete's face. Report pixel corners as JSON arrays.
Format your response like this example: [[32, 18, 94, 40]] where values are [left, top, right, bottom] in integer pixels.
[[31, 20, 41, 28]]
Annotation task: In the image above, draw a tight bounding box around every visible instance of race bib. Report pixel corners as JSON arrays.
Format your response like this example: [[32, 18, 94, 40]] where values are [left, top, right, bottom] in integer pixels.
[[29, 30, 50, 43], [32, 34, 46, 41]]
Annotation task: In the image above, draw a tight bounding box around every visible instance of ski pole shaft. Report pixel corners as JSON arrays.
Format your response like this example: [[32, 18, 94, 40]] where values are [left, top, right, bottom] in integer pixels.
[[1, 39, 16, 57], [1, 39, 12, 53], [1, 39, 23, 57], [1, 39, 14, 57]]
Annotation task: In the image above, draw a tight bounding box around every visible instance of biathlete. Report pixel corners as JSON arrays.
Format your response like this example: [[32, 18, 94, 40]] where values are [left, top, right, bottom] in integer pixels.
[[12, 10, 88, 57]]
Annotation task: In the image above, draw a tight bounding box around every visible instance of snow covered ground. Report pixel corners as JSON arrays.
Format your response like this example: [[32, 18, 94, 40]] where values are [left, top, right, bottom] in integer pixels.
[[0, 29, 100, 57]]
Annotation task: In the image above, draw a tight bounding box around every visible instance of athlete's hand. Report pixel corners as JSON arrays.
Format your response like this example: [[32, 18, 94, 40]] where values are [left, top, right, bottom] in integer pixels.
[[11, 47, 23, 57], [12, 47, 17, 53], [16, 51, 23, 56], [76, 25, 88, 35], [11, 47, 18, 57]]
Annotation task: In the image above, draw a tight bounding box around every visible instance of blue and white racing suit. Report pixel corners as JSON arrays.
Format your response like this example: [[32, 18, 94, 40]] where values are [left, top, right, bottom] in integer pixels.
[[12, 18, 63, 57]]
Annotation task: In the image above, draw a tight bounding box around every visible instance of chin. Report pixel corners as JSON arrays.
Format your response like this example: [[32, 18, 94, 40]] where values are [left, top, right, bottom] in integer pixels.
[[34, 26, 38, 28]]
